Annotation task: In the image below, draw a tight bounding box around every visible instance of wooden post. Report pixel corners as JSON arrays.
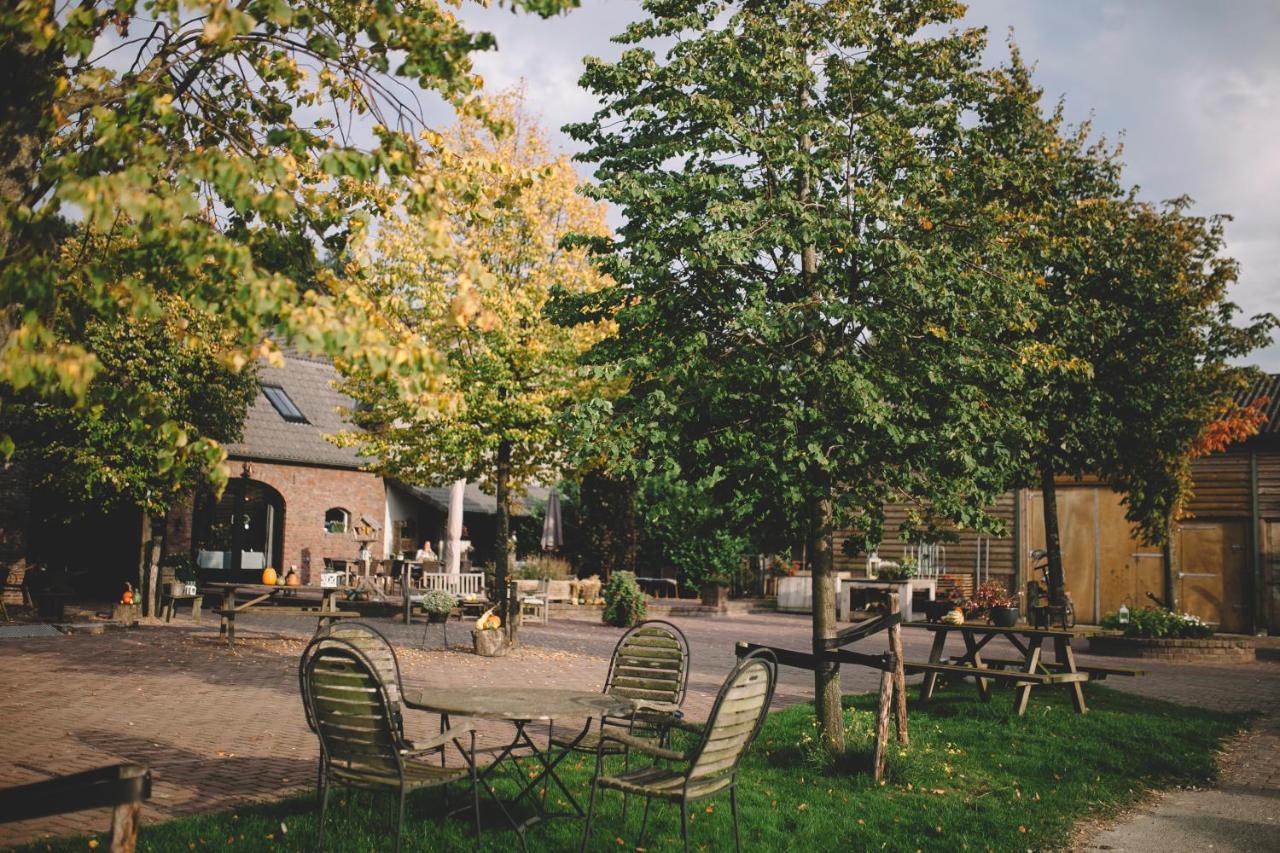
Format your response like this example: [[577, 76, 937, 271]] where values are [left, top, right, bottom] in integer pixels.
[[109, 798, 140, 853], [144, 538, 161, 619], [872, 667, 893, 782], [887, 593, 908, 745]]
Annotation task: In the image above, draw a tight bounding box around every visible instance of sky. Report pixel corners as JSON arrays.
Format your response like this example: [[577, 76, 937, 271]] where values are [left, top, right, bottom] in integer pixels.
[[451, 0, 1280, 371]]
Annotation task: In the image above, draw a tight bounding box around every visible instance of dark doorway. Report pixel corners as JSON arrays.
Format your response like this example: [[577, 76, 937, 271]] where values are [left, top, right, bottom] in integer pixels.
[[192, 476, 285, 581]]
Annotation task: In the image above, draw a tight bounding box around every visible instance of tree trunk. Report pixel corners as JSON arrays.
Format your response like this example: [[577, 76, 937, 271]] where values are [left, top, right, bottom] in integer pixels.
[[1162, 508, 1177, 610], [495, 439, 513, 639], [808, 488, 844, 755], [1039, 464, 1065, 606]]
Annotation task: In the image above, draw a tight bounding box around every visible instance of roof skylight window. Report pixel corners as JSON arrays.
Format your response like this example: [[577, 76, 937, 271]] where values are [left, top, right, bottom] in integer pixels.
[[262, 384, 308, 423]]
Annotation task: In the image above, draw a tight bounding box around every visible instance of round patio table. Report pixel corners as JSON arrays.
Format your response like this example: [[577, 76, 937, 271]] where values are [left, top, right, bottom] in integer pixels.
[[403, 687, 634, 844]]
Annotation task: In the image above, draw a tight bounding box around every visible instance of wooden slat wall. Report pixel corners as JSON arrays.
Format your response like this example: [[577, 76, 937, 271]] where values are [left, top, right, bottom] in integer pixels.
[[834, 491, 1017, 579], [1186, 452, 1251, 517], [1257, 449, 1280, 519]]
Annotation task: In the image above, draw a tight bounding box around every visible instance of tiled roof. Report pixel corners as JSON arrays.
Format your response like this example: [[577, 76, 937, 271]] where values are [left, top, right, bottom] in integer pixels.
[[1238, 373, 1280, 436], [393, 480, 550, 517], [224, 355, 365, 469]]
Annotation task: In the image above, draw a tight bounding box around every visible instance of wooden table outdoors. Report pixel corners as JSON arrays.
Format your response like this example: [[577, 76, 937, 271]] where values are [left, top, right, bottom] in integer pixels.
[[903, 622, 1127, 715], [203, 582, 354, 648], [403, 687, 635, 843]]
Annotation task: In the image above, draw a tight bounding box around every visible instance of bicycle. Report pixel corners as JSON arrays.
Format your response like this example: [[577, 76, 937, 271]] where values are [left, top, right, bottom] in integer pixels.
[[1025, 548, 1075, 630]]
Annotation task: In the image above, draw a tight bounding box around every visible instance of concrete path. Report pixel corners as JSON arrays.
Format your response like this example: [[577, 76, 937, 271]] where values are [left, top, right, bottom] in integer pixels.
[[1078, 713, 1280, 852]]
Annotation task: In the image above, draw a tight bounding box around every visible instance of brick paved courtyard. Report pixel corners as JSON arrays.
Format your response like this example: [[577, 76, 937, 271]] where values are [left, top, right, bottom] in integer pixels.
[[1, 610, 1277, 848]]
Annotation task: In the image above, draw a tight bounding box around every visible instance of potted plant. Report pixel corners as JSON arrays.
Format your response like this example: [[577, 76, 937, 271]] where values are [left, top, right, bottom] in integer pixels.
[[875, 558, 918, 582], [699, 574, 730, 609], [419, 589, 455, 624], [967, 582, 1019, 627], [163, 554, 199, 596]]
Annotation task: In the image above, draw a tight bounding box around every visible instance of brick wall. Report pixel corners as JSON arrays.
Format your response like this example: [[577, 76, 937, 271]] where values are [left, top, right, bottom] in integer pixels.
[[228, 458, 385, 584]]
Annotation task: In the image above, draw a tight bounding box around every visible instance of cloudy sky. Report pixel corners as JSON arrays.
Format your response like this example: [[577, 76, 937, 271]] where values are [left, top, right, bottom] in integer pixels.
[[455, 0, 1279, 370]]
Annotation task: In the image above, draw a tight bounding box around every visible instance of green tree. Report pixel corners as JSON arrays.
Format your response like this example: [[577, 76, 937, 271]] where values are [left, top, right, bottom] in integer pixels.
[[338, 92, 615, 622], [565, 0, 1038, 752], [0, 0, 573, 492], [971, 50, 1276, 605]]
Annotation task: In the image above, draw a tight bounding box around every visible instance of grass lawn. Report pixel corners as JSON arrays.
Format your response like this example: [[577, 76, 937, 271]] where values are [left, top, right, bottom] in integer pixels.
[[21, 686, 1244, 852]]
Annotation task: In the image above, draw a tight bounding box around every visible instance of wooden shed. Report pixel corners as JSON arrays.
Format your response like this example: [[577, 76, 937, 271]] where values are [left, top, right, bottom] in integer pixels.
[[836, 374, 1280, 635]]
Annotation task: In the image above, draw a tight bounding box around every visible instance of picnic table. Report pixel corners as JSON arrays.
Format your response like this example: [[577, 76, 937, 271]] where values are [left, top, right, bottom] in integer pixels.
[[403, 686, 636, 841], [903, 622, 1143, 715], [204, 582, 357, 648]]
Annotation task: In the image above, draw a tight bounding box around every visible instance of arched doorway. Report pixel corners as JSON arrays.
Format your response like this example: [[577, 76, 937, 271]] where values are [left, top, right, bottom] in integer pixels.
[[192, 476, 285, 580]]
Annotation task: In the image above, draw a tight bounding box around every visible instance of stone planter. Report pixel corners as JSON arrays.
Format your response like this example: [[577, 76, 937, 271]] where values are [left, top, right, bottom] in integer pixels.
[[1086, 634, 1257, 662], [472, 629, 509, 657], [700, 582, 729, 610], [989, 606, 1019, 628]]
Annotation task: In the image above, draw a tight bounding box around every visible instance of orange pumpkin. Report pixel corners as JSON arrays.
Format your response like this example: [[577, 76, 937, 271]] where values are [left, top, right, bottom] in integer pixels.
[[261, 567, 278, 586], [121, 590, 133, 605], [286, 571, 301, 587]]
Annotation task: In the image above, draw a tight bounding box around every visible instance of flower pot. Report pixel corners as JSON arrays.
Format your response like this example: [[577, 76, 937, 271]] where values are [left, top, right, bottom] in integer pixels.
[[989, 605, 1019, 628], [472, 629, 509, 657], [169, 580, 187, 597], [427, 610, 451, 624], [700, 582, 729, 609]]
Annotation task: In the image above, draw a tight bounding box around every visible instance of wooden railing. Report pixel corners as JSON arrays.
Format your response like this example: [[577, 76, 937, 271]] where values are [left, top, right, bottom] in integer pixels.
[[0, 764, 151, 851]]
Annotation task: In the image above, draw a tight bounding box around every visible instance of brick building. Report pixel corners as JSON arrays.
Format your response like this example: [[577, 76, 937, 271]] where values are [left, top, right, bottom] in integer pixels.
[[171, 352, 543, 584]]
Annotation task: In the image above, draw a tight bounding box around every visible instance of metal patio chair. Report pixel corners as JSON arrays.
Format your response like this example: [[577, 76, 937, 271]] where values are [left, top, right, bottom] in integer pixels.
[[578, 648, 777, 853], [551, 619, 691, 754], [299, 636, 479, 851]]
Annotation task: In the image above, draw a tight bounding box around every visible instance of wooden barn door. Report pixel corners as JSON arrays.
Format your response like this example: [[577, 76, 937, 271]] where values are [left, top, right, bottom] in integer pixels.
[[1177, 521, 1249, 634], [1027, 487, 1098, 624]]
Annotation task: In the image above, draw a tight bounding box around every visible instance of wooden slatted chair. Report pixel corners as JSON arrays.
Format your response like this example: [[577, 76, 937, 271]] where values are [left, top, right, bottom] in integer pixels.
[[551, 620, 691, 757], [578, 648, 777, 853], [299, 636, 479, 851]]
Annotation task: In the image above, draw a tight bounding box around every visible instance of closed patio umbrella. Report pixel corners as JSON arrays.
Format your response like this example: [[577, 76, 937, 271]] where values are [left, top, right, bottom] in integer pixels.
[[445, 479, 465, 574], [540, 488, 563, 552]]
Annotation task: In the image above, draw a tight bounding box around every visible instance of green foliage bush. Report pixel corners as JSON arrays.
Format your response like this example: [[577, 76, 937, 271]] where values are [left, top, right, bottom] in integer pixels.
[[602, 570, 646, 628], [1101, 607, 1213, 639]]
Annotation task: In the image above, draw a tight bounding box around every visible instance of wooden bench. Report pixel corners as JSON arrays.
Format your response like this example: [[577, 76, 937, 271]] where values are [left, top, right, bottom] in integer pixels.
[[161, 593, 203, 624], [213, 606, 358, 647], [904, 660, 1089, 685], [978, 657, 1145, 679]]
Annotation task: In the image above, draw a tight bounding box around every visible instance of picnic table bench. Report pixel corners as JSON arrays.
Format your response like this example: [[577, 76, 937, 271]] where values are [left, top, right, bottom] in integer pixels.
[[204, 583, 355, 648], [903, 622, 1144, 716]]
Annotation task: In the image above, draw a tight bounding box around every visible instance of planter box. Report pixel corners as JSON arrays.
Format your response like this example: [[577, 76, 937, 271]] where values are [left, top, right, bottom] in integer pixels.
[[1086, 634, 1257, 662], [700, 583, 729, 610]]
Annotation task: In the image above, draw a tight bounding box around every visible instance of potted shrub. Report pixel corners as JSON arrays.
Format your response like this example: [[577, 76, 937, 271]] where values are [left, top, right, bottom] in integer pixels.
[[700, 575, 730, 609], [163, 553, 199, 597], [875, 559, 917, 582], [419, 589, 455, 624], [602, 571, 646, 627]]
